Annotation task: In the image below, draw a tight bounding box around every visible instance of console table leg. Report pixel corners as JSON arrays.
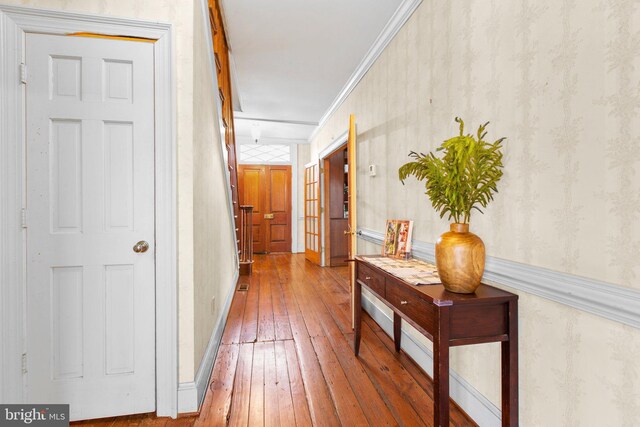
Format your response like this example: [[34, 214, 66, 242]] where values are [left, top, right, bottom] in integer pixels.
[[433, 306, 450, 427], [354, 279, 362, 356], [502, 300, 519, 426], [393, 312, 402, 352]]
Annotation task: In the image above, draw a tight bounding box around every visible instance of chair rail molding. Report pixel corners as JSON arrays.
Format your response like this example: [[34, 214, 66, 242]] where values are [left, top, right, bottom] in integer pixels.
[[358, 228, 640, 329], [0, 4, 178, 416], [308, 0, 422, 143]]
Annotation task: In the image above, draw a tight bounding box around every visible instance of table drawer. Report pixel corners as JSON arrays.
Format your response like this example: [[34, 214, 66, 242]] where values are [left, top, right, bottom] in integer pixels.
[[357, 264, 385, 297], [450, 303, 507, 339], [386, 281, 435, 334]]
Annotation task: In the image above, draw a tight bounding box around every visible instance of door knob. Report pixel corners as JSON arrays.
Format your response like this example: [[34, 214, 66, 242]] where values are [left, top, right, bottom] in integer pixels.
[[344, 223, 354, 235], [133, 241, 149, 253]]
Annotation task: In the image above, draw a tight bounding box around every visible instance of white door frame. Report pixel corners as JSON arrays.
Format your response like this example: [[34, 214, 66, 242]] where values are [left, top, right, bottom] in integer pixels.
[[0, 5, 178, 417], [236, 141, 300, 252]]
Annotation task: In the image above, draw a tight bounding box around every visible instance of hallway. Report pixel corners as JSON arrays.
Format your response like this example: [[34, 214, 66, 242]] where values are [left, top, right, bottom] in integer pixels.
[[196, 254, 475, 426], [70, 254, 476, 426]]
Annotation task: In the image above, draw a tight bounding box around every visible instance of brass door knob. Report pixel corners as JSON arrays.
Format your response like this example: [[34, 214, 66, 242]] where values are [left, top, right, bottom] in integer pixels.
[[133, 241, 149, 253]]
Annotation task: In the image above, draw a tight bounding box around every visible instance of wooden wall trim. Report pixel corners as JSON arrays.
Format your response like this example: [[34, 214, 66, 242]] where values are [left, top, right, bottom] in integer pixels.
[[207, 0, 242, 253]]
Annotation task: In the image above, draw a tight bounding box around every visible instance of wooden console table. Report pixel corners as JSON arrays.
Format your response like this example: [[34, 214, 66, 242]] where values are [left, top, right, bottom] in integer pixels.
[[354, 256, 518, 426]]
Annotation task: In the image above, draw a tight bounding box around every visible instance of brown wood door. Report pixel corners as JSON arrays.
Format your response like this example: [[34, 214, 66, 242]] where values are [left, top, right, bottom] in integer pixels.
[[324, 147, 349, 266], [238, 164, 292, 253], [266, 165, 292, 252], [304, 162, 321, 264], [238, 165, 266, 253]]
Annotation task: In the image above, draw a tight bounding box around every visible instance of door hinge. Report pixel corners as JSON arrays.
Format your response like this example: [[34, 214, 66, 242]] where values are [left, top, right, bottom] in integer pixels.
[[21, 209, 27, 228], [20, 63, 27, 84], [22, 353, 27, 374]]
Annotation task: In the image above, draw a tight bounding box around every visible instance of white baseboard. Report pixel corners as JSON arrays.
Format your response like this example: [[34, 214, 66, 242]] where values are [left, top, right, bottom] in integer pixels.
[[178, 269, 239, 414], [361, 294, 502, 426], [177, 381, 198, 414]]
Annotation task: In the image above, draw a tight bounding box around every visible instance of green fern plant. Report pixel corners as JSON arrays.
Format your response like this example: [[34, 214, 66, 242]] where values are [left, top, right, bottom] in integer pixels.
[[398, 117, 506, 224]]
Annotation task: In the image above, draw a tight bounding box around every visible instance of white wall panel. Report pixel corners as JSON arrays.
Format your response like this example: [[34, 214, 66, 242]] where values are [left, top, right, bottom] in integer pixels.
[[104, 122, 134, 231], [50, 119, 82, 233], [52, 266, 84, 380], [50, 56, 81, 100], [103, 60, 133, 103], [105, 265, 135, 375]]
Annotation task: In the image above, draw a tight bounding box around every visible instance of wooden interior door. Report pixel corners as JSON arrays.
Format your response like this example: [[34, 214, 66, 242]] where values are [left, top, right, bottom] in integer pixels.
[[238, 165, 266, 253], [348, 114, 358, 327], [304, 162, 321, 264], [266, 165, 292, 252], [238, 164, 291, 253], [324, 147, 349, 266]]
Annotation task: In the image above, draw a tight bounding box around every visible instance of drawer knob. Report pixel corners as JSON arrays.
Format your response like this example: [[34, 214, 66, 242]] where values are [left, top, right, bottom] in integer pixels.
[[365, 276, 371, 280], [400, 300, 409, 305]]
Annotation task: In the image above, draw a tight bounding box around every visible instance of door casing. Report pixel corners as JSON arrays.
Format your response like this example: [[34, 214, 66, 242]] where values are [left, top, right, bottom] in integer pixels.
[[318, 131, 349, 266], [235, 142, 300, 253], [0, 5, 178, 417]]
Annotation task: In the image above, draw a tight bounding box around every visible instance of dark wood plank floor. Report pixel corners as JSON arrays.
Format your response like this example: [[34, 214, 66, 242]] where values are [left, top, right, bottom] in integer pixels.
[[73, 254, 476, 427]]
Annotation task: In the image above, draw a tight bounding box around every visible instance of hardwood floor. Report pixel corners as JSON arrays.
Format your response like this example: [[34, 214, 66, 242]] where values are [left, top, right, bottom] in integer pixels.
[[72, 254, 476, 427]]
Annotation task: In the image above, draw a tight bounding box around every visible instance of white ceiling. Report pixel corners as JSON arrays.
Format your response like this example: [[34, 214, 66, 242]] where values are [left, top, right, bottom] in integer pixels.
[[221, 0, 403, 144]]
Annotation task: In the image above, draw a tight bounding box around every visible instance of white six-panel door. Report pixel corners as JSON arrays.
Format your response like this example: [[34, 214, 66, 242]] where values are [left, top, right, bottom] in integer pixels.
[[25, 33, 156, 421]]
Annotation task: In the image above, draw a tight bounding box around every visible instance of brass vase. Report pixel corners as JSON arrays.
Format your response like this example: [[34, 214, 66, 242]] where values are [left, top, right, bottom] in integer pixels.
[[435, 223, 485, 294]]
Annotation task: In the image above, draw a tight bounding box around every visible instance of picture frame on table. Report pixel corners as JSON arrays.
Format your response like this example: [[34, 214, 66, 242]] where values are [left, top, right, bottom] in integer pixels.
[[382, 219, 413, 259]]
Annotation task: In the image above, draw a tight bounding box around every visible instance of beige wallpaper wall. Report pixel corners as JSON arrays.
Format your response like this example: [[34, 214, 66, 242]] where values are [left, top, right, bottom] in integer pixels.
[[2, 0, 238, 382], [312, 0, 640, 424]]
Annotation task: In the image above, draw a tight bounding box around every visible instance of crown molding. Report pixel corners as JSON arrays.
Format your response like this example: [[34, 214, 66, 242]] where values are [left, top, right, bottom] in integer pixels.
[[234, 115, 318, 127], [358, 228, 640, 329], [308, 0, 423, 143], [235, 135, 309, 145]]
